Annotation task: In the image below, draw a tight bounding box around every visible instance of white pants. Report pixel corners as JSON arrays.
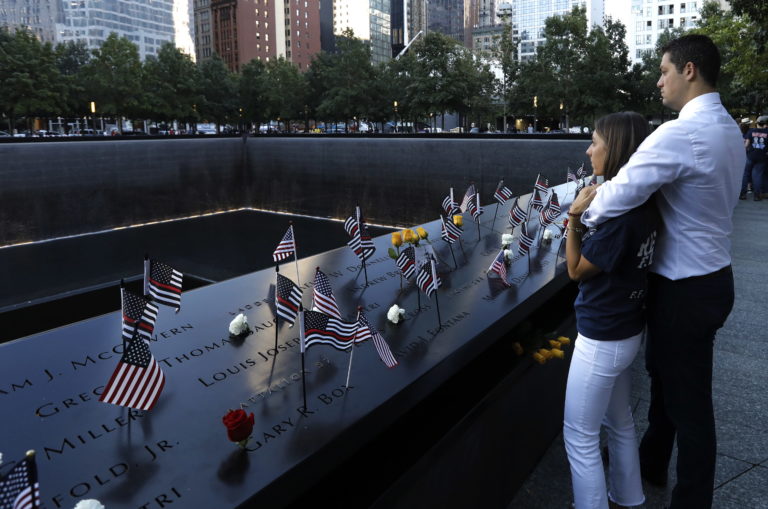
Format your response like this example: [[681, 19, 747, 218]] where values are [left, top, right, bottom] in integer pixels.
[[564, 332, 645, 509]]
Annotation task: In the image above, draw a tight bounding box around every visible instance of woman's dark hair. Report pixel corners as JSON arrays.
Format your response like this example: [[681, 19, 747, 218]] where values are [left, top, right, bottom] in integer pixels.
[[594, 112, 650, 181]]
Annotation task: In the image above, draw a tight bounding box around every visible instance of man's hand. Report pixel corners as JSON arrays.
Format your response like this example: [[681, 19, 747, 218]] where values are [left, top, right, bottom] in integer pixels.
[[569, 184, 599, 215]]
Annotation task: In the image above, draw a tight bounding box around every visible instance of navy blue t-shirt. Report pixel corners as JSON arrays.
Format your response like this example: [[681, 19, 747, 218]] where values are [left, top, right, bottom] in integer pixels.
[[744, 127, 768, 160], [574, 199, 660, 341]]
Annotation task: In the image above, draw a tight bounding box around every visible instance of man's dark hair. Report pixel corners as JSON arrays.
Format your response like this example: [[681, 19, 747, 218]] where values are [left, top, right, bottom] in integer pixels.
[[660, 34, 720, 87]]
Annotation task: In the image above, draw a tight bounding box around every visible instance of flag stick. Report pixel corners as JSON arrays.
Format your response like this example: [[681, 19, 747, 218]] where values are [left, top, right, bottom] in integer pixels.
[[431, 257, 442, 330], [290, 222, 301, 287], [119, 280, 126, 352], [346, 308, 361, 388], [526, 173, 540, 218], [491, 202, 500, 231], [299, 307, 307, 410], [458, 237, 467, 259], [26, 449, 38, 509], [356, 206, 369, 286], [475, 192, 481, 241], [417, 280, 421, 311], [274, 265, 280, 350], [475, 217, 480, 241], [143, 253, 150, 297], [449, 243, 458, 269]]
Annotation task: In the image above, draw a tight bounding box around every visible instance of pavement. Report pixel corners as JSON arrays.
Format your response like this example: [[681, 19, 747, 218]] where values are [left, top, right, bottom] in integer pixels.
[[508, 199, 768, 509]]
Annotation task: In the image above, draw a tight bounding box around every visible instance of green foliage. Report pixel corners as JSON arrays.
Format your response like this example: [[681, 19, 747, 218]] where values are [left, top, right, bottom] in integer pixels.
[[198, 55, 239, 129], [263, 57, 307, 126], [83, 33, 143, 123], [0, 29, 62, 129], [142, 43, 200, 124], [239, 58, 269, 126], [694, 2, 767, 112]]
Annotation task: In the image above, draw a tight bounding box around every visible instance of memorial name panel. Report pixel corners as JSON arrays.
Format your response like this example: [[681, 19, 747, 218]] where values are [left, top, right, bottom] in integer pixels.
[[0, 183, 575, 508]]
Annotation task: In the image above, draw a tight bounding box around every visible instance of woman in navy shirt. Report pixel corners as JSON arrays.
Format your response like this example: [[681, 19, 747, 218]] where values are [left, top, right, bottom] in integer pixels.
[[564, 112, 660, 509]]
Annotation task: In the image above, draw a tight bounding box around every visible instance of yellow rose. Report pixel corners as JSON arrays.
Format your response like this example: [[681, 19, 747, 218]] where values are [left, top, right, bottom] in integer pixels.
[[453, 215, 463, 227], [416, 226, 428, 240], [551, 348, 565, 359], [557, 336, 571, 345], [403, 229, 417, 244], [538, 348, 553, 360], [391, 231, 403, 248], [512, 342, 524, 356], [532, 352, 547, 364], [548, 339, 562, 349]]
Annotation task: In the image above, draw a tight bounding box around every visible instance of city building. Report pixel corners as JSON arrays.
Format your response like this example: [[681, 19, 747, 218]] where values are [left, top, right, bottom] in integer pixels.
[[627, 0, 728, 62], [514, 0, 604, 62], [54, 0, 195, 60], [0, 0, 61, 42], [391, 0, 427, 57], [426, 0, 471, 46], [471, 1, 516, 54], [332, 0, 391, 64], [204, 0, 321, 72]]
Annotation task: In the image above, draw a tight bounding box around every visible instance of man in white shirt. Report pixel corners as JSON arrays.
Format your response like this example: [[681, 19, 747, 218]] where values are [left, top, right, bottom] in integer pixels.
[[569, 34, 745, 509]]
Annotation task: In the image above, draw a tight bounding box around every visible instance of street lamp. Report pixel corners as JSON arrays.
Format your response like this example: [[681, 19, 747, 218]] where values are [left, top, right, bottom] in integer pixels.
[[533, 95, 538, 132], [393, 101, 398, 133], [90, 101, 96, 135]]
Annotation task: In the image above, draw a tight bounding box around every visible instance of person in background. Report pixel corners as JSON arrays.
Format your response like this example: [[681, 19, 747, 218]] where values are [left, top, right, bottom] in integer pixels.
[[565, 112, 658, 509], [569, 34, 745, 509], [740, 115, 768, 201]]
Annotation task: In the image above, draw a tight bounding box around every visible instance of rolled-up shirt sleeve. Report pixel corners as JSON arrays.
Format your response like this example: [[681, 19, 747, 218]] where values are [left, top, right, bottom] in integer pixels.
[[582, 123, 687, 227]]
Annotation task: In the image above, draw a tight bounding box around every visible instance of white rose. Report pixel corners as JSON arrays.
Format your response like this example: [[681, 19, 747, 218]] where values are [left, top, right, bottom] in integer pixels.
[[73, 500, 106, 509], [228, 313, 249, 335], [501, 233, 514, 246], [387, 304, 405, 324], [543, 230, 553, 241], [504, 249, 513, 262]]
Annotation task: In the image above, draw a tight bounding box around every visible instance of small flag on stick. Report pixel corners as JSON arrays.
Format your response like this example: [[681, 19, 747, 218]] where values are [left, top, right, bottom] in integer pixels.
[[276, 273, 302, 326], [493, 181, 513, 204], [396, 246, 416, 279], [356, 309, 398, 368], [312, 268, 341, 319], [487, 249, 511, 287], [146, 259, 183, 311], [272, 225, 296, 262], [509, 197, 527, 228], [0, 451, 40, 509]]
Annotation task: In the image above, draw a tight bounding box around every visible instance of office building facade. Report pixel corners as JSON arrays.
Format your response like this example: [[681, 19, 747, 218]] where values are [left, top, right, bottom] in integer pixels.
[[332, 0, 391, 64]]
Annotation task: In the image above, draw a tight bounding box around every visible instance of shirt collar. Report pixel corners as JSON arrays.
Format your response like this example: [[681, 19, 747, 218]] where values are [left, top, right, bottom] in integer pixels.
[[678, 92, 721, 119]]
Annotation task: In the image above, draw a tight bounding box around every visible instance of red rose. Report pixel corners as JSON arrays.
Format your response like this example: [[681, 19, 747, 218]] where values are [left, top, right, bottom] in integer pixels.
[[222, 409, 255, 443]]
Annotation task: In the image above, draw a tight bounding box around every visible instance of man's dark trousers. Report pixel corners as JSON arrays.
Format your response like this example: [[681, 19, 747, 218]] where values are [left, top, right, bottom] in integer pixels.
[[639, 267, 734, 509]]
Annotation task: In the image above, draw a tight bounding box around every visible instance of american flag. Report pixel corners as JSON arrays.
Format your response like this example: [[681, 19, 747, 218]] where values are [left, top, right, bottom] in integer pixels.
[[576, 178, 585, 195], [122, 289, 158, 343], [302, 310, 359, 351], [272, 225, 296, 262], [545, 192, 561, 221], [567, 167, 577, 183], [344, 212, 375, 261], [575, 163, 587, 179], [396, 246, 416, 278], [441, 216, 463, 243], [276, 273, 302, 325], [460, 183, 476, 212], [519, 222, 534, 255], [530, 188, 545, 211], [534, 174, 549, 192], [312, 268, 341, 319], [416, 259, 441, 298], [147, 259, 183, 310], [468, 193, 483, 219], [441, 192, 460, 216], [508, 197, 527, 228], [0, 455, 39, 509], [99, 331, 166, 411], [493, 181, 513, 204], [488, 250, 511, 287], [356, 310, 398, 368]]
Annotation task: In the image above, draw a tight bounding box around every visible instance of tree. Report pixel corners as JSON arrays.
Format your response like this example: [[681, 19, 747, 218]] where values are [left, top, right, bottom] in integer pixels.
[[143, 43, 200, 129], [0, 29, 61, 132], [197, 56, 239, 131], [694, 2, 767, 113], [54, 40, 91, 121], [263, 57, 306, 130], [239, 59, 269, 129], [83, 33, 143, 131], [316, 29, 376, 130], [496, 21, 519, 131]]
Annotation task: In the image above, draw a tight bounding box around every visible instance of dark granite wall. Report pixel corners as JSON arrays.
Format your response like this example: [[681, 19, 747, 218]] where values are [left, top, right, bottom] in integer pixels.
[[0, 136, 589, 245]]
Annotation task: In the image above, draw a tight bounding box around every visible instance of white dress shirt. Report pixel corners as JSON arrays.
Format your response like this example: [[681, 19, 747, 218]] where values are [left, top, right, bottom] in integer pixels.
[[581, 93, 746, 280]]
